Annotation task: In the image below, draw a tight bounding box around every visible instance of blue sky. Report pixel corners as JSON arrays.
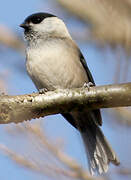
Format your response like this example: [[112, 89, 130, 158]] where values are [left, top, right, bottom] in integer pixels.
[[0, 1, 131, 180]]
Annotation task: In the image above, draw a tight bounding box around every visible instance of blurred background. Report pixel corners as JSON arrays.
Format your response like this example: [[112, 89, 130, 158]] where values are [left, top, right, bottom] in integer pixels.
[[0, 0, 131, 180]]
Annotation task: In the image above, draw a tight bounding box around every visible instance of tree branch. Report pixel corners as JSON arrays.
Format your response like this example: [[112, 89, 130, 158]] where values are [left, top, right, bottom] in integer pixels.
[[0, 83, 131, 124]]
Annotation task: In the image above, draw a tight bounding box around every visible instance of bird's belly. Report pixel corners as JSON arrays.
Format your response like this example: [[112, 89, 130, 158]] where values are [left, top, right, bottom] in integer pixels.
[[26, 46, 88, 90], [26, 58, 62, 90]]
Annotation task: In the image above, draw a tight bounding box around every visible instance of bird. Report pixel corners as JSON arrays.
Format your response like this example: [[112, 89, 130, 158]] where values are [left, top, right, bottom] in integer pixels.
[[20, 12, 120, 175]]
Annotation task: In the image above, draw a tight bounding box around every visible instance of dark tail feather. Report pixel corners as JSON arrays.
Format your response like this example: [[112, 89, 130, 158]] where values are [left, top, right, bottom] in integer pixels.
[[81, 123, 120, 175]]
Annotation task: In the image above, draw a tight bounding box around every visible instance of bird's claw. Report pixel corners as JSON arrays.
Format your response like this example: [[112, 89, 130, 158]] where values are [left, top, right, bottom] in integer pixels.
[[83, 82, 94, 90], [39, 88, 48, 94]]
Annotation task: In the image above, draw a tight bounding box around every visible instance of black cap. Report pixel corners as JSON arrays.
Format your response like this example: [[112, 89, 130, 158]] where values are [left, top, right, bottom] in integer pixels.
[[20, 12, 56, 29]]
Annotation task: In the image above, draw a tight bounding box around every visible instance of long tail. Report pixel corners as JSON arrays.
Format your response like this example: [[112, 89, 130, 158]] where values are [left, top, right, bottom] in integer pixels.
[[81, 121, 120, 175], [63, 110, 120, 175]]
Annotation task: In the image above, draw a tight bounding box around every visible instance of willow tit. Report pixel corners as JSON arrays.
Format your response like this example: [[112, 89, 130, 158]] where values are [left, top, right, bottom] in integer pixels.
[[20, 12, 120, 175]]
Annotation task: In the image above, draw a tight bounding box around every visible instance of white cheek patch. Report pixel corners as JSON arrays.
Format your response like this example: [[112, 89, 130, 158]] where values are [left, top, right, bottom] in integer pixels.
[[31, 17, 71, 38]]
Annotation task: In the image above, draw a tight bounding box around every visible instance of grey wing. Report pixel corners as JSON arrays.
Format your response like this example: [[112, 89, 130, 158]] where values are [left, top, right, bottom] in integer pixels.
[[62, 50, 102, 126], [79, 51, 95, 84], [79, 51, 102, 126]]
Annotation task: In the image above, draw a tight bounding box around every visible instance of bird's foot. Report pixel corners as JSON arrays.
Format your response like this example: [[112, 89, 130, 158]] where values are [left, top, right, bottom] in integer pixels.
[[83, 82, 94, 90], [39, 88, 48, 94]]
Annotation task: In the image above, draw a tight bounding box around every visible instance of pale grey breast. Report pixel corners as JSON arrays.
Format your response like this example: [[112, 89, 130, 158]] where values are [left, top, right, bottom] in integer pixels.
[[26, 38, 88, 90]]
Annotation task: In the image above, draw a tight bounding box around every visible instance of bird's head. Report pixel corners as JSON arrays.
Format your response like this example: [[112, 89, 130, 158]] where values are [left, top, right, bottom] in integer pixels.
[[20, 12, 71, 42]]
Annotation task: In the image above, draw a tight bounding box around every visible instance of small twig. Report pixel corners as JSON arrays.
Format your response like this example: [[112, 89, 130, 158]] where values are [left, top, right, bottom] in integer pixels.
[[0, 123, 104, 180], [111, 107, 131, 126], [0, 25, 24, 51], [117, 168, 131, 176]]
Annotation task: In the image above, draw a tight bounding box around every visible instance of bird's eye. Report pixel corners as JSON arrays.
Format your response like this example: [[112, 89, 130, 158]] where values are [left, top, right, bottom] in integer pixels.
[[31, 17, 43, 24]]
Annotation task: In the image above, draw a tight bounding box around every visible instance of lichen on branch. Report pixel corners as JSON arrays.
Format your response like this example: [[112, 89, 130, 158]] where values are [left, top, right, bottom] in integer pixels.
[[0, 83, 131, 124]]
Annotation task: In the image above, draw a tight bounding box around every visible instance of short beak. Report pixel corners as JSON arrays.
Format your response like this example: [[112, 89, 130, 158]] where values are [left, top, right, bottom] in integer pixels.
[[19, 22, 29, 29]]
